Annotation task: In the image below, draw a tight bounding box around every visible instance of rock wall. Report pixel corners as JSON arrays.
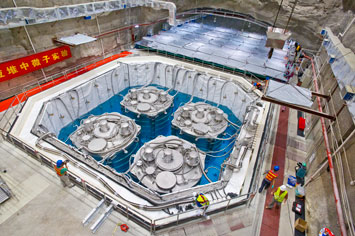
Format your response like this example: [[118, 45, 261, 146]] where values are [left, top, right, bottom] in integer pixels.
[[0, 0, 354, 98], [0, 3, 165, 99], [167, 0, 355, 51]]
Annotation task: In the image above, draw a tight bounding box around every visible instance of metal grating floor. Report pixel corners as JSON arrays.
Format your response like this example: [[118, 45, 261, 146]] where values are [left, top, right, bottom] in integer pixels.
[[136, 15, 290, 81], [0, 177, 11, 204], [0, 187, 10, 204]]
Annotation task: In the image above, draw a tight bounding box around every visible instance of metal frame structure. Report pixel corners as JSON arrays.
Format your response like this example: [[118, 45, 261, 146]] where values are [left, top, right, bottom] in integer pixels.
[[303, 53, 350, 236], [261, 96, 335, 120], [0, 99, 273, 235], [0, 51, 274, 233], [29, 58, 261, 205]]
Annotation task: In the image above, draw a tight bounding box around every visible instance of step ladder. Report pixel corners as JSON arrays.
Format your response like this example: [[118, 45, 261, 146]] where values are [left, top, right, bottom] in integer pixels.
[[82, 199, 114, 233]]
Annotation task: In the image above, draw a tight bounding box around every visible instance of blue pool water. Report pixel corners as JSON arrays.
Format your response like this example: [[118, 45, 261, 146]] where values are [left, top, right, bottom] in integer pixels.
[[58, 85, 241, 185]]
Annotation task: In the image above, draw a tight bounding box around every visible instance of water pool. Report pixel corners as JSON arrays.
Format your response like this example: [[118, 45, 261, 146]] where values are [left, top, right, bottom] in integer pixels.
[[58, 85, 241, 185]]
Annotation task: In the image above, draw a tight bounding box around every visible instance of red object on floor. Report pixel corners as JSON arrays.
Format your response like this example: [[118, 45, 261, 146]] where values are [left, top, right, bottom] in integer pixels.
[[260, 107, 289, 236], [298, 117, 306, 131], [0, 51, 132, 113], [120, 224, 129, 232]]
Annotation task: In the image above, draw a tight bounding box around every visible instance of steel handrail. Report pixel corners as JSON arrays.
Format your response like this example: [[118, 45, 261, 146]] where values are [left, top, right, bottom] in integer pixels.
[[0, 131, 258, 234]]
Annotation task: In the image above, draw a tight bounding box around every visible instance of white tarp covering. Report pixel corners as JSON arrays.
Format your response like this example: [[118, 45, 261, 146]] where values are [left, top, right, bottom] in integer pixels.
[[58, 33, 97, 45], [266, 80, 313, 107], [37, 62, 256, 136]]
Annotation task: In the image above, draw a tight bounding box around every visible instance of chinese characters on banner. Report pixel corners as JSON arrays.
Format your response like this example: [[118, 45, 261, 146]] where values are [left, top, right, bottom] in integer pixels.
[[0, 46, 72, 83]]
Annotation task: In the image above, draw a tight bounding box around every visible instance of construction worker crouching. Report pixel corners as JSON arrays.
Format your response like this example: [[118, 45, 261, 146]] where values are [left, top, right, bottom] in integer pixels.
[[259, 165, 279, 193], [193, 192, 209, 217], [266, 185, 288, 209], [54, 160, 74, 188], [253, 82, 263, 91]]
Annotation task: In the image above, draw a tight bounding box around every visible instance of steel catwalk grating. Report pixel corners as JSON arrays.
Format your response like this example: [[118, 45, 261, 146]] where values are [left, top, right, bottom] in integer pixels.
[[136, 16, 290, 81], [0, 186, 10, 204]]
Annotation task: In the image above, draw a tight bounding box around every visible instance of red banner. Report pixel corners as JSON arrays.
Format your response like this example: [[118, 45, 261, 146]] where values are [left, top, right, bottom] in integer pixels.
[[0, 46, 72, 82]]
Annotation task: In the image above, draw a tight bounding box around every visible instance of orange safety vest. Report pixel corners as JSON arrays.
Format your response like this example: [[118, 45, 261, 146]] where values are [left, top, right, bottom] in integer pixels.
[[54, 165, 66, 176], [274, 187, 288, 203], [265, 170, 277, 181]]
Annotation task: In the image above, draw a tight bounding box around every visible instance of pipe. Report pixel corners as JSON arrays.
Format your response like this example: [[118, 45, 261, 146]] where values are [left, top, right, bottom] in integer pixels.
[[0, 0, 177, 29], [304, 53, 348, 236], [306, 128, 355, 186], [95, 15, 105, 57], [339, 17, 355, 40], [285, 0, 298, 32], [159, 1, 177, 26]]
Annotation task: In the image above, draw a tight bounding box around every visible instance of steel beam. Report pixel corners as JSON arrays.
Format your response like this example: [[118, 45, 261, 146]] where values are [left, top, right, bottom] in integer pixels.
[[311, 91, 330, 100], [261, 96, 335, 121]]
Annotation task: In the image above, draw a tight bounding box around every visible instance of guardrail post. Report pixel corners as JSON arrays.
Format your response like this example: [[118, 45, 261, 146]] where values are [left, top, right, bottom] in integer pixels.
[[33, 150, 40, 161], [247, 193, 255, 208], [150, 219, 153, 235], [82, 179, 88, 194], [176, 211, 180, 225], [39, 153, 44, 165], [126, 205, 129, 220], [225, 198, 231, 212], [153, 220, 156, 234]]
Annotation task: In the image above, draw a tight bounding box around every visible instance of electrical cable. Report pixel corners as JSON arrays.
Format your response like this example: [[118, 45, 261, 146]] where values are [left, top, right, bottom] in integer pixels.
[[272, 0, 284, 28], [285, 0, 298, 32], [200, 144, 235, 158]]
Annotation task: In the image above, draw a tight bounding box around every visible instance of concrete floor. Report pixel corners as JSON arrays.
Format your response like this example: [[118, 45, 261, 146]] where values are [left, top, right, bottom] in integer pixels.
[[0, 105, 308, 236], [0, 140, 148, 236]]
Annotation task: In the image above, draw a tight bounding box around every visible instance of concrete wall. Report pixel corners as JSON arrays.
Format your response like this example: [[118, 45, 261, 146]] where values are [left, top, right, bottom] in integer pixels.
[[0, 0, 354, 99], [304, 45, 355, 236], [166, 0, 355, 51]]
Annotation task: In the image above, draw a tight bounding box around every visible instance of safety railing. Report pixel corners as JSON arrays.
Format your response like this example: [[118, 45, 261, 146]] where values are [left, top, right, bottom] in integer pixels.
[[134, 45, 286, 82], [0, 125, 272, 234], [0, 44, 273, 235], [0, 44, 270, 135], [0, 91, 273, 234], [0, 44, 131, 100], [0, 46, 133, 134]]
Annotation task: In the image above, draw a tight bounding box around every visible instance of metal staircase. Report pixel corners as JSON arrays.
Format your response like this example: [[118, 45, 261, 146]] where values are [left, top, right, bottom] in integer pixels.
[[82, 199, 114, 234]]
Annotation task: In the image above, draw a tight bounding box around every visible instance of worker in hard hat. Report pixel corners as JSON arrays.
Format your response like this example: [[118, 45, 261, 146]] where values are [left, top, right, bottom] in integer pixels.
[[266, 185, 288, 209], [253, 82, 263, 91], [54, 160, 74, 188], [259, 165, 279, 193], [295, 162, 307, 185], [295, 42, 302, 56], [193, 192, 209, 216], [319, 227, 335, 236]]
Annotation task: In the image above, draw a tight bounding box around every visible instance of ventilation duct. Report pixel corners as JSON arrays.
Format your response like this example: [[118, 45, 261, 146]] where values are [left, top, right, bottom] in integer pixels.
[[0, 0, 177, 29]]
